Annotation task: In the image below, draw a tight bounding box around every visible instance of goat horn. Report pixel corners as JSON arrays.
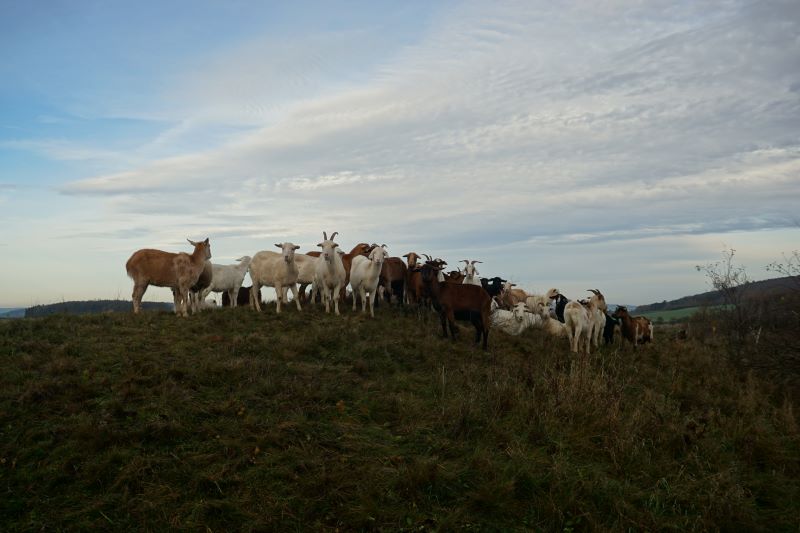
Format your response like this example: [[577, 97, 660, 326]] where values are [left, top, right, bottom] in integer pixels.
[[473, 260, 483, 264], [461, 259, 469, 264], [423, 254, 432, 261], [330, 231, 338, 240], [323, 231, 328, 240]]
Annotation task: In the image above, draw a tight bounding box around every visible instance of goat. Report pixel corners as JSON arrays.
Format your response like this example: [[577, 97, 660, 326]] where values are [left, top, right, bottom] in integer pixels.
[[249, 242, 302, 314], [420, 260, 491, 350], [201, 256, 251, 308], [564, 299, 592, 354], [490, 300, 541, 336], [499, 282, 528, 309], [549, 289, 569, 323], [379, 257, 407, 304], [528, 300, 568, 337], [461, 260, 483, 286], [222, 285, 263, 308], [444, 270, 465, 283], [126, 238, 211, 317], [480, 277, 507, 298], [603, 312, 620, 344], [403, 252, 423, 304], [350, 244, 388, 317], [188, 260, 213, 314], [587, 289, 608, 349], [524, 288, 557, 317], [313, 231, 347, 315], [612, 306, 654, 348]]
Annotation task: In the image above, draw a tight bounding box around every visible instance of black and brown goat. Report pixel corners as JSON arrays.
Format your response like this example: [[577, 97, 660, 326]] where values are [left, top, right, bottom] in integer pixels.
[[420, 261, 491, 350], [611, 306, 653, 348]]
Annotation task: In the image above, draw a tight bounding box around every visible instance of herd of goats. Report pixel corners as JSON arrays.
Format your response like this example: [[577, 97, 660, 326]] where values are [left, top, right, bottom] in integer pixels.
[[125, 232, 655, 352]]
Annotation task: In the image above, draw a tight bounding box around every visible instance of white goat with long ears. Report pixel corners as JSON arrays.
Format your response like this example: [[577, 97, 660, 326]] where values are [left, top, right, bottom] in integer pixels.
[[490, 300, 541, 335], [586, 289, 608, 349], [313, 231, 346, 315], [200, 256, 251, 308], [125, 238, 211, 317], [249, 242, 302, 314], [461, 260, 483, 286], [528, 300, 568, 337], [350, 244, 388, 317]]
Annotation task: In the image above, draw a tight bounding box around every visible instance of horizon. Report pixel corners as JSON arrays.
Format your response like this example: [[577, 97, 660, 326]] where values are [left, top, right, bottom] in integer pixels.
[[2, 1, 799, 308]]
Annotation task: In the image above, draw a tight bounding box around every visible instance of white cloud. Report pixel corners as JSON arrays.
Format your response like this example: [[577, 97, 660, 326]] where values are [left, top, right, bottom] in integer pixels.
[[3, 0, 800, 305]]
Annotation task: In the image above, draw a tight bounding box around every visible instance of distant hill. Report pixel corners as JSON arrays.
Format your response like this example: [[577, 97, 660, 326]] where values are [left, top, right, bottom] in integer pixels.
[[0, 308, 25, 319], [637, 276, 797, 313], [25, 300, 173, 318]]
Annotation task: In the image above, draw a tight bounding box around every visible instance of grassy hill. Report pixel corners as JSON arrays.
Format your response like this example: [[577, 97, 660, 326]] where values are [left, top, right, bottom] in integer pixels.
[[636, 276, 796, 313], [1, 306, 798, 530]]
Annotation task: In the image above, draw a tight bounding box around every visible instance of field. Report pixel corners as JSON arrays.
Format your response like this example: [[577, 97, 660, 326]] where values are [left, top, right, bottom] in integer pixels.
[[1, 306, 798, 531], [635, 306, 714, 323]]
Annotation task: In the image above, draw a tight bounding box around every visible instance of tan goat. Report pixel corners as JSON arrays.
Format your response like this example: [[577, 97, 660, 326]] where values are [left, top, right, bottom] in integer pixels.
[[126, 238, 212, 317]]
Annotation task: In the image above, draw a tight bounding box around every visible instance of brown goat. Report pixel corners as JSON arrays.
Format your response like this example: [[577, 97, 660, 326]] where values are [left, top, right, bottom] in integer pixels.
[[444, 270, 466, 283], [420, 261, 491, 350], [611, 306, 653, 348], [126, 238, 211, 317], [379, 257, 407, 304]]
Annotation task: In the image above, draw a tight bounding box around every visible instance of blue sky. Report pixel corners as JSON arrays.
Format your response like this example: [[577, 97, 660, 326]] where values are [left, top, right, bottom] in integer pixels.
[[1, 0, 799, 308]]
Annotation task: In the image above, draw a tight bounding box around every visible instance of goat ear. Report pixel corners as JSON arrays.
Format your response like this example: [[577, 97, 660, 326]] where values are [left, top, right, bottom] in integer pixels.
[[317, 242, 323, 247], [293, 245, 300, 250], [275, 243, 282, 248], [474, 261, 483, 264], [331, 242, 338, 248], [204, 238, 209, 244], [402, 254, 409, 258], [187, 238, 197, 246], [381, 244, 386, 248]]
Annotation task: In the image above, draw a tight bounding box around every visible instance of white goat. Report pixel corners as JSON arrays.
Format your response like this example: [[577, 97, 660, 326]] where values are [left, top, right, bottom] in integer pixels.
[[564, 299, 591, 354], [200, 256, 251, 307], [313, 231, 346, 315], [349, 244, 388, 317], [529, 300, 568, 337], [461, 260, 483, 286], [490, 300, 541, 335], [249, 242, 302, 314], [586, 289, 608, 349]]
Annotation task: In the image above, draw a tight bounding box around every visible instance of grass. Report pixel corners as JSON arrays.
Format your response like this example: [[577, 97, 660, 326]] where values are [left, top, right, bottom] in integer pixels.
[[1, 305, 798, 531]]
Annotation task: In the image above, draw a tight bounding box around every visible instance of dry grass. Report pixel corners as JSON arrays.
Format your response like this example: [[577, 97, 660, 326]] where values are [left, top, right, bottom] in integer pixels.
[[1, 305, 798, 531]]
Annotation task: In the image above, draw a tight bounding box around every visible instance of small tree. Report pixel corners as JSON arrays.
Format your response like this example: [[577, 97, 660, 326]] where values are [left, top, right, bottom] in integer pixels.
[[695, 248, 752, 356], [767, 250, 800, 290]]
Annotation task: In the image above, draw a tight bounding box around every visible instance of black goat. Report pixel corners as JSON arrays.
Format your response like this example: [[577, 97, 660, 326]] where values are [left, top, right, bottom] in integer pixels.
[[480, 277, 507, 298]]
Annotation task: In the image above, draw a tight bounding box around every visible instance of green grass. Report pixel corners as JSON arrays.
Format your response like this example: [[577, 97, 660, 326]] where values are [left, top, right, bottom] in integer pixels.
[[1, 306, 798, 531]]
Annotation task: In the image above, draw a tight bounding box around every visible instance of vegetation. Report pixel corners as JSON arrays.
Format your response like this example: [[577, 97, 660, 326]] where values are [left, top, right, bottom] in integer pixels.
[[637, 305, 726, 324], [1, 305, 798, 531], [25, 300, 172, 318]]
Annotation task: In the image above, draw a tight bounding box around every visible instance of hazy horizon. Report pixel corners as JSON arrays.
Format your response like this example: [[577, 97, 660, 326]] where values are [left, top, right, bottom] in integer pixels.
[[2, 1, 798, 308]]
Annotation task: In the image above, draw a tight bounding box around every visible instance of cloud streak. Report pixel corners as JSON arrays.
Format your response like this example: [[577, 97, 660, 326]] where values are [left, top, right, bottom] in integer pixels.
[[2, 0, 799, 305]]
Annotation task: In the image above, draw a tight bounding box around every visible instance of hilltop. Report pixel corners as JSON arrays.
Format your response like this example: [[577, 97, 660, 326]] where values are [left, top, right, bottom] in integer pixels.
[[636, 275, 796, 313], [1, 306, 798, 530]]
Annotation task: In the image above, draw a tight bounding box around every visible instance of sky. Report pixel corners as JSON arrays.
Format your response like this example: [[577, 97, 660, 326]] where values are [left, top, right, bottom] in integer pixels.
[[1, 0, 799, 308]]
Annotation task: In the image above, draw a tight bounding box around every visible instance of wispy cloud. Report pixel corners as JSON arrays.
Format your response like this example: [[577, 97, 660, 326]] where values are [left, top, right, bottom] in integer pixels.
[[2, 0, 799, 305]]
